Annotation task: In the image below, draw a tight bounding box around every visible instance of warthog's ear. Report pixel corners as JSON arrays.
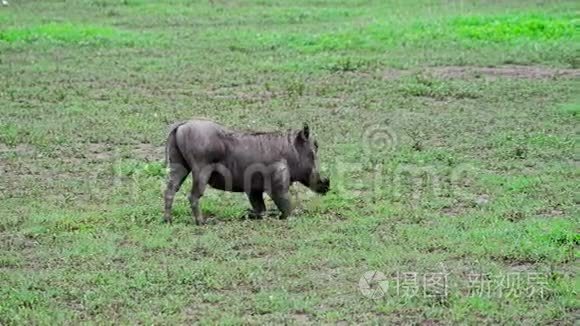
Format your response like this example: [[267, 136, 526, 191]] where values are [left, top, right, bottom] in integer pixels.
[[301, 123, 310, 139], [296, 123, 310, 145]]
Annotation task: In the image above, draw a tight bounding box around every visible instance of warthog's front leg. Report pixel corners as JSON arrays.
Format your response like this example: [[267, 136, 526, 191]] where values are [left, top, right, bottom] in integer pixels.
[[269, 161, 292, 219], [270, 192, 292, 219], [247, 191, 266, 219]]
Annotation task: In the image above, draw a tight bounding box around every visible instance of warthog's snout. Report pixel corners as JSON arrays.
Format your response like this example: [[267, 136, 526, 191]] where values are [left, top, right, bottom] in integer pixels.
[[318, 177, 330, 194], [310, 176, 330, 195]]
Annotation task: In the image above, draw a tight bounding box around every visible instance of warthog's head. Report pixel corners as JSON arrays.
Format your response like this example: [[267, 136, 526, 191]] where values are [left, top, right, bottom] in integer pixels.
[[294, 123, 330, 194]]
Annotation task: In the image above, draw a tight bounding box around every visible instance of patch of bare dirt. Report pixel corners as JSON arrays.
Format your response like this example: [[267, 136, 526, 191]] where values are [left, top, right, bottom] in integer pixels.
[[441, 205, 467, 217], [536, 207, 565, 218], [182, 302, 220, 323], [1, 142, 164, 194], [382, 65, 580, 81], [207, 90, 278, 102], [133, 143, 164, 161], [382, 68, 405, 80], [78, 142, 163, 162], [431, 65, 580, 80], [440, 194, 490, 217], [293, 313, 310, 324], [0, 232, 39, 250], [0, 144, 38, 190], [0, 143, 36, 156], [87, 143, 115, 161], [508, 263, 534, 273]]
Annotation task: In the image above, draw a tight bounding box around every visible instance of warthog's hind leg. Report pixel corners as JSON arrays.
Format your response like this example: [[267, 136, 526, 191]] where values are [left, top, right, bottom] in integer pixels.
[[189, 168, 212, 225], [247, 191, 266, 219], [164, 163, 190, 223]]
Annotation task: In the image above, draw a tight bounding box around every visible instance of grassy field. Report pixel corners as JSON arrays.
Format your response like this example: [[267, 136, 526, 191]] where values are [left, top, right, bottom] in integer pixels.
[[1, 0, 579, 324]]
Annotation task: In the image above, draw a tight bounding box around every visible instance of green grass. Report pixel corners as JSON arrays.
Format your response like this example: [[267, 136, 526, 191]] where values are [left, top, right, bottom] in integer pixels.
[[0, 23, 147, 45], [256, 13, 577, 52], [451, 13, 577, 41], [223, 11, 578, 69], [557, 97, 580, 117], [1, 0, 579, 324]]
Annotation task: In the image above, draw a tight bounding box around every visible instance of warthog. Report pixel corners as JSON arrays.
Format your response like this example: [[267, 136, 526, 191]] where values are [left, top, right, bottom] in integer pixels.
[[164, 119, 330, 225]]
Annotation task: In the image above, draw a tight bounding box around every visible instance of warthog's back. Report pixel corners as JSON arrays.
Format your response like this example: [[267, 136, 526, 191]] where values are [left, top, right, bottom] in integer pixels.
[[174, 119, 230, 166]]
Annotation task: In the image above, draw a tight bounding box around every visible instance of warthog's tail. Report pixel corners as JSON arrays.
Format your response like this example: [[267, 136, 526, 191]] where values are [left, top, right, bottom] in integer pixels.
[[165, 121, 187, 168]]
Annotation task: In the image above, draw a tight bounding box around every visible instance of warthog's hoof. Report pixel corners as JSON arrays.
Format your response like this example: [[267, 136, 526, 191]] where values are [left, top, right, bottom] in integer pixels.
[[242, 209, 264, 220], [319, 177, 330, 194], [248, 214, 263, 220]]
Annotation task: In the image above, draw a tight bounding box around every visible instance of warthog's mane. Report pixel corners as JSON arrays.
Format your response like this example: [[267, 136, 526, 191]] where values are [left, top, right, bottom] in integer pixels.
[[186, 118, 300, 140], [226, 129, 298, 140], [222, 129, 301, 155]]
